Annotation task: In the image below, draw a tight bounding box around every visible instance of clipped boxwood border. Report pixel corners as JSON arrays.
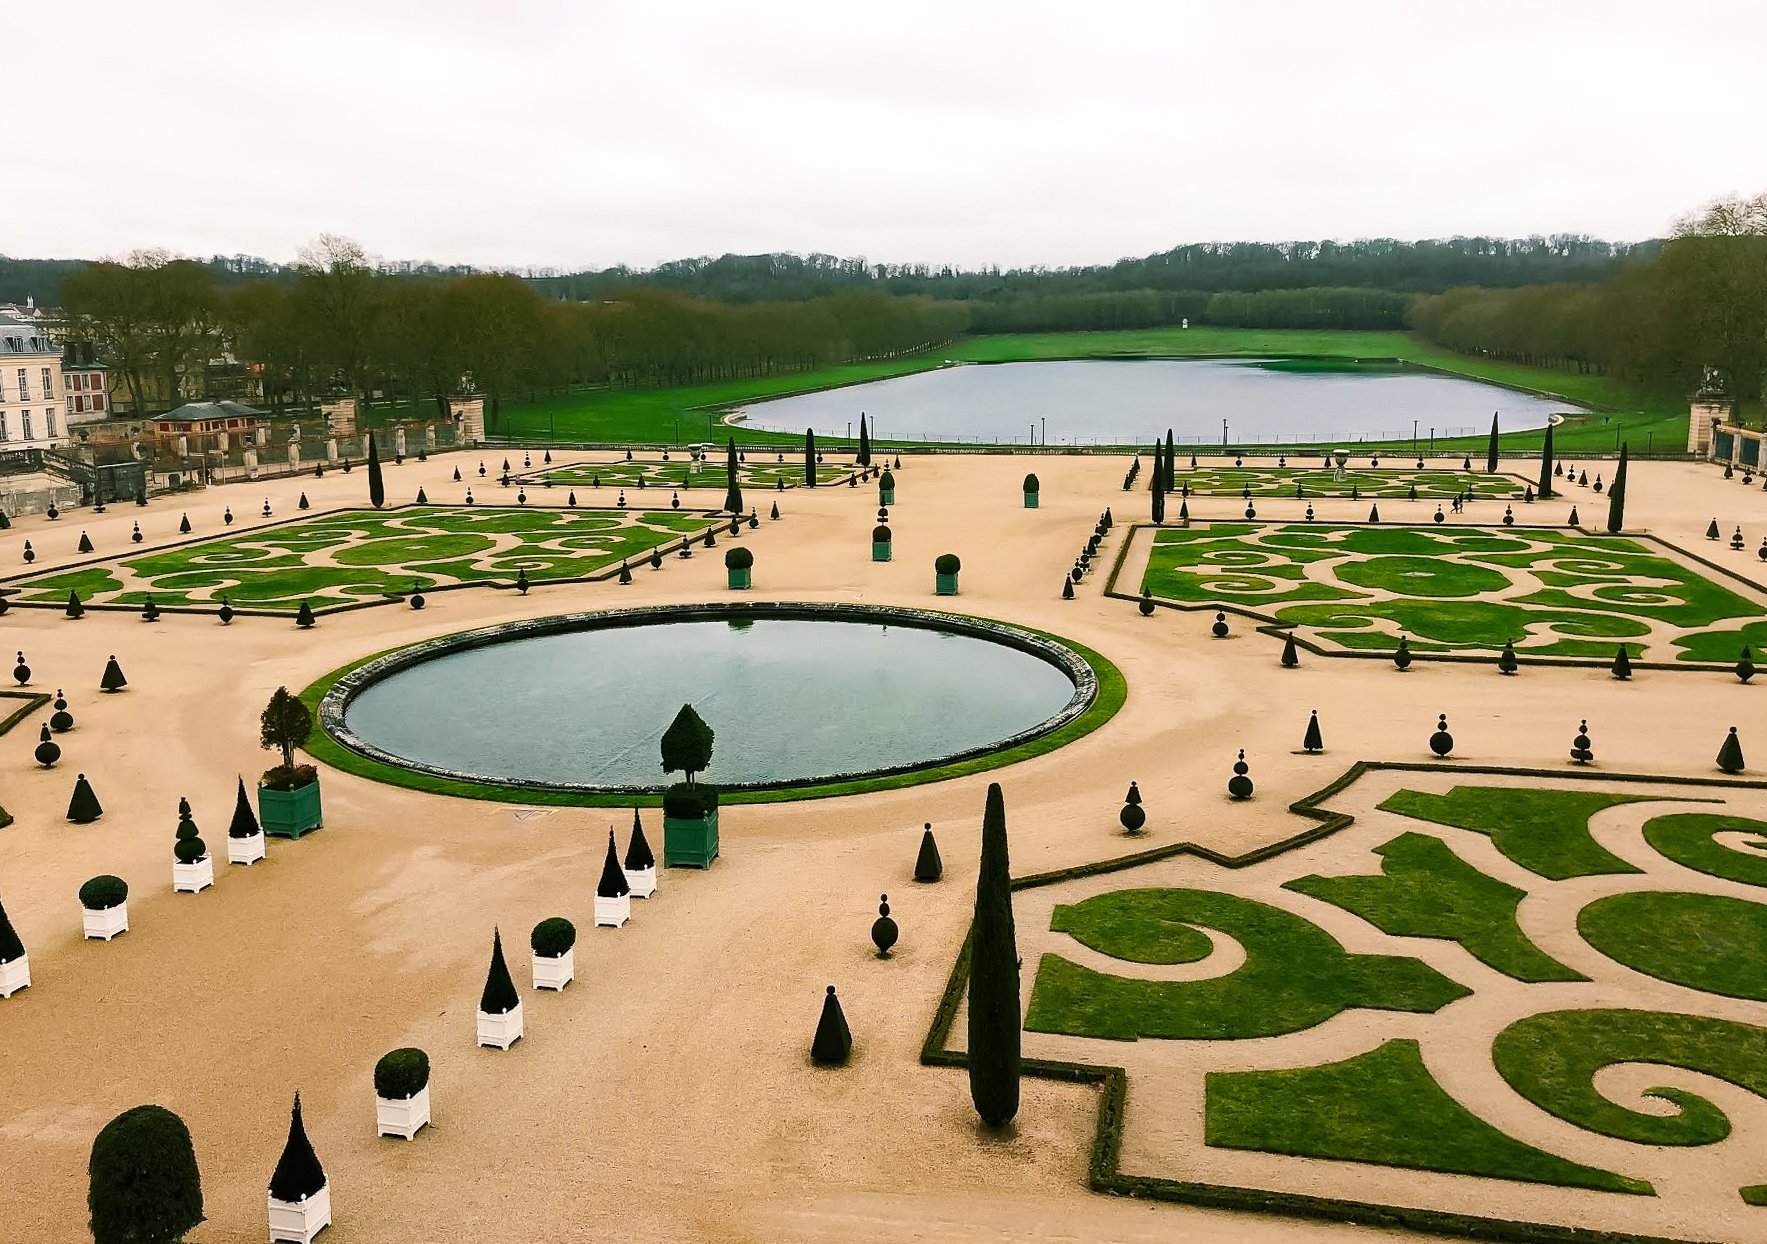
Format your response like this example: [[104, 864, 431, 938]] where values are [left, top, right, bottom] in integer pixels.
[[921, 759, 1763, 1244], [300, 603, 1126, 807], [1106, 519, 1767, 675]]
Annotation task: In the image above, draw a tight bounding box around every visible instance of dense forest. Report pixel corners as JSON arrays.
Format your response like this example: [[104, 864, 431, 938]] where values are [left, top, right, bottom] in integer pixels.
[[19, 197, 1765, 424]]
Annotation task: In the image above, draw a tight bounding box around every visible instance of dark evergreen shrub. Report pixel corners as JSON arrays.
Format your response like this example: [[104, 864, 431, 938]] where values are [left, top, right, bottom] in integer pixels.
[[1498, 640, 1519, 674], [1612, 645, 1632, 680], [373, 1048, 430, 1099], [935, 553, 961, 575], [624, 809, 655, 870], [295, 600, 315, 628], [100, 655, 127, 692], [660, 704, 714, 783], [367, 433, 385, 508], [1227, 751, 1254, 800], [871, 895, 898, 957], [0, 894, 26, 963], [871, 524, 892, 543], [1280, 632, 1299, 668], [1022, 473, 1039, 493], [35, 723, 60, 768], [968, 783, 1019, 1126], [914, 823, 942, 882], [725, 546, 753, 570], [259, 763, 319, 792], [663, 781, 718, 819], [173, 801, 207, 864], [80, 875, 128, 910], [68, 773, 104, 823], [1718, 727, 1746, 774], [480, 928, 520, 1015], [89, 1104, 203, 1244], [228, 776, 261, 838], [267, 1094, 326, 1202], [810, 985, 852, 1066], [530, 917, 577, 958], [597, 830, 631, 898], [67, 588, 85, 619], [1302, 710, 1324, 753], [260, 687, 313, 772]]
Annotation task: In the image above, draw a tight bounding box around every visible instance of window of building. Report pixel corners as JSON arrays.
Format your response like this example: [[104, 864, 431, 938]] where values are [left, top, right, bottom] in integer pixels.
[[41, 367, 53, 397], [68, 395, 75, 414], [22, 411, 33, 440], [0, 412, 8, 439], [47, 410, 57, 438], [94, 393, 105, 411], [16, 368, 27, 401]]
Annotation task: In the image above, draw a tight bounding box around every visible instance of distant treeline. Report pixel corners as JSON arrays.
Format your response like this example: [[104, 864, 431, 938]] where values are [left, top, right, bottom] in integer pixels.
[[966, 286, 1411, 333], [1409, 194, 1767, 412]]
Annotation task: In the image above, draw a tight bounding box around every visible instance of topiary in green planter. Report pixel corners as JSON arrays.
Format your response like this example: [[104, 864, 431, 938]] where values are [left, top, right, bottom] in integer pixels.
[[724, 545, 753, 590], [89, 1104, 203, 1244], [662, 781, 720, 868], [259, 688, 322, 837], [1022, 473, 1040, 508], [374, 1048, 430, 1100], [872, 524, 893, 562], [935, 552, 961, 595], [878, 469, 896, 506]]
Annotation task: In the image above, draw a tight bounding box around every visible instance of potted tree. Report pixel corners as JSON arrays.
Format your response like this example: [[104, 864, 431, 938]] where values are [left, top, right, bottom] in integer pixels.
[[89, 1105, 204, 1244], [172, 798, 214, 894], [267, 1093, 330, 1242], [227, 775, 266, 865], [373, 1048, 431, 1139], [624, 809, 657, 898], [0, 893, 29, 997], [477, 928, 523, 1049], [660, 704, 719, 867], [871, 523, 892, 563], [1022, 472, 1040, 508], [878, 468, 896, 506], [80, 874, 129, 940], [530, 917, 576, 990], [724, 545, 753, 590], [935, 553, 961, 596], [258, 688, 323, 838]]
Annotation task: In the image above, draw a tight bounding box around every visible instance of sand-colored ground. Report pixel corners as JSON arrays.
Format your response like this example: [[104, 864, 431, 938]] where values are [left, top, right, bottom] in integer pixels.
[[2, 450, 1766, 1243]]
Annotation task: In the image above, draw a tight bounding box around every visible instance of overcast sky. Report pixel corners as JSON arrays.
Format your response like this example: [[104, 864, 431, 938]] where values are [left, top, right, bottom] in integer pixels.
[[10, 1, 1765, 271]]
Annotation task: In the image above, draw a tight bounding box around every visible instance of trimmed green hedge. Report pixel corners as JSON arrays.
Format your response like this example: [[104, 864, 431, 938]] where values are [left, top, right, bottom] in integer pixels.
[[373, 1048, 430, 1099], [530, 916, 577, 957], [79, 875, 128, 910]]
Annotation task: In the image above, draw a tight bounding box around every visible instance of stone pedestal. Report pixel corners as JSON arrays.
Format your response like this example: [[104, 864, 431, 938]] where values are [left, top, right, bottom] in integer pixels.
[[425, 424, 438, 449], [322, 397, 358, 437], [243, 447, 258, 478], [449, 397, 485, 445], [394, 426, 407, 457], [288, 443, 301, 471], [1690, 397, 1735, 457], [326, 438, 339, 463]]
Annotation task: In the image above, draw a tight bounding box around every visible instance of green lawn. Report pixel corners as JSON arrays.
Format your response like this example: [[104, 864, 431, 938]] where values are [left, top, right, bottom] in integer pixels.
[[492, 328, 1684, 454], [1641, 813, 1767, 887], [1376, 787, 1655, 881], [1578, 891, 1767, 1000], [1206, 1039, 1647, 1194]]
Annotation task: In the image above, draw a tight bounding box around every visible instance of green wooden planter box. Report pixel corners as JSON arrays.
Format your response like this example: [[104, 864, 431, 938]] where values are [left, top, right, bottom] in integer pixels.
[[935, 572, 959, 595], [258, 779, 323, 839], [879, 486, 895, 505], [663, 807, 719, 868], [1024, 491, 1039, 508], [727, 567, 750, 590], [872, 541, 892, 562]]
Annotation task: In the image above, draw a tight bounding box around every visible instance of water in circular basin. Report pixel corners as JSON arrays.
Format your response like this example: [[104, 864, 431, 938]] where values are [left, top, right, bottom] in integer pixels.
[[735, 358, 1580, 445], [342, 617, 1078, 788]]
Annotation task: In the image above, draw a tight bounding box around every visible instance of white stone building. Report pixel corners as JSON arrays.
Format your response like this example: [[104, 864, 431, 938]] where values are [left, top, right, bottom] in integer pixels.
[[0, 309, 64, 449]]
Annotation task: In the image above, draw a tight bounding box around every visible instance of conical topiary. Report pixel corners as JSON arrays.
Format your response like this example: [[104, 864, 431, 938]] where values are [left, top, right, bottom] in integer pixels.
[[79, 530, 94, 554], [1707, 518, 1721, 540], [1302, 709, 1324, 753], [1570, 720, 1594, 764], [480, 929, 519, 1015], [295, 600, 315, 629], [1612, 645, 1632, 680], [179, 513, 191, 534], [1061, 577, 1074, 600], [367, 430, 385, 508], [1228, 750, 1253, 800], [0, 893, 24, 965], [810, 985, 852, 1066], [1718, 726, 1746, 774], [618, 561, 632, 585], [173, 799, 207, 864], [1280, 631, 1299, 668], [228, 777, 261, 839], [914, 823, 942, 882], [1429, 714, 1455, 758], [624, 808, 655, 871], [968, 784, 1019, 1126], [1497, 640, 1518, 675], [66, 589, 85, 619], [870, 895, 898, 957], [89, 1104, 204, 1244], [267, 1093, 327, 1203], [415, 487, 428, 506], [1368, 504, 1380, 523], [597, 830, 631, 898], [1737, 647, 1756, 685], [68, 773, 103, 823]]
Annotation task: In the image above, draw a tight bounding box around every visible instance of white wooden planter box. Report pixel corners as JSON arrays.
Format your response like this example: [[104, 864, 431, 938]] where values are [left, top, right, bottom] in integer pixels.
[[375, 1084, 430, 1139], [229, 831, 266, 865], [532, 949, 574, 991], [624, 865, 657, 898], [82, 902, 128, 940], [0, 954, 29, 998], [594, 894, 631, 928], [173, 857, 214, 893], [477, 1003, 523, 1049], [268, 1181, 331, 1242]]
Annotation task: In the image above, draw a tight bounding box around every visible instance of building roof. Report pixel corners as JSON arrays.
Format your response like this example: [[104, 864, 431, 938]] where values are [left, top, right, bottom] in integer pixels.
[[158, 400, 268, 424], [0, 310, 58, 357]]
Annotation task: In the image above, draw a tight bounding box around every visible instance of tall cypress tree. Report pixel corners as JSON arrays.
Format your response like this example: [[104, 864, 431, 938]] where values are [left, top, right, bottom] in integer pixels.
[[1164, 428, 1176, 491], [968, 782, 1020, 1127], [1537, 422, 1555, 500], [1151, 459, 1166, 524], [723, 437, 742, 514], [857, 413, 871, 466], [367, 431, 384, 509], [1606, 443, 1629, 533], [804, 429, 816, 487], [1486, 413, 1500, 473]]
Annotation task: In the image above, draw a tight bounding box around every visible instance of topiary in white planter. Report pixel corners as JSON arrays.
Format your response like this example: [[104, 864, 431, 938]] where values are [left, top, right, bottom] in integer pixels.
[[623, 809, 657, 898], [79, 875, 129, 940], [530, 917, 576, 990], [373, 1048, 431, 1139], [477, 929, 523, 1048], [226, 775, 266, 864], [0, 894, 28, 997], [172, 858, 214, 894], [172, 797, 213, 892], [268, 1093, 330, 1242], [595, 830, 632, 927]]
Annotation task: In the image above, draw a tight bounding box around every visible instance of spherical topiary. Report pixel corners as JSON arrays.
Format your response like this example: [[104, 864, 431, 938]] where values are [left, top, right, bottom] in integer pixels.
[[935, 553, 961, 575], [373, 1048, 431, 1100], [724, 546, 753, 570], [80, 875, 128, 910], [1022, 473, 1040, 493], [872, 524, 892, 543], [88, 1104, 203, 1244], [530, 916, 577, 959]]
